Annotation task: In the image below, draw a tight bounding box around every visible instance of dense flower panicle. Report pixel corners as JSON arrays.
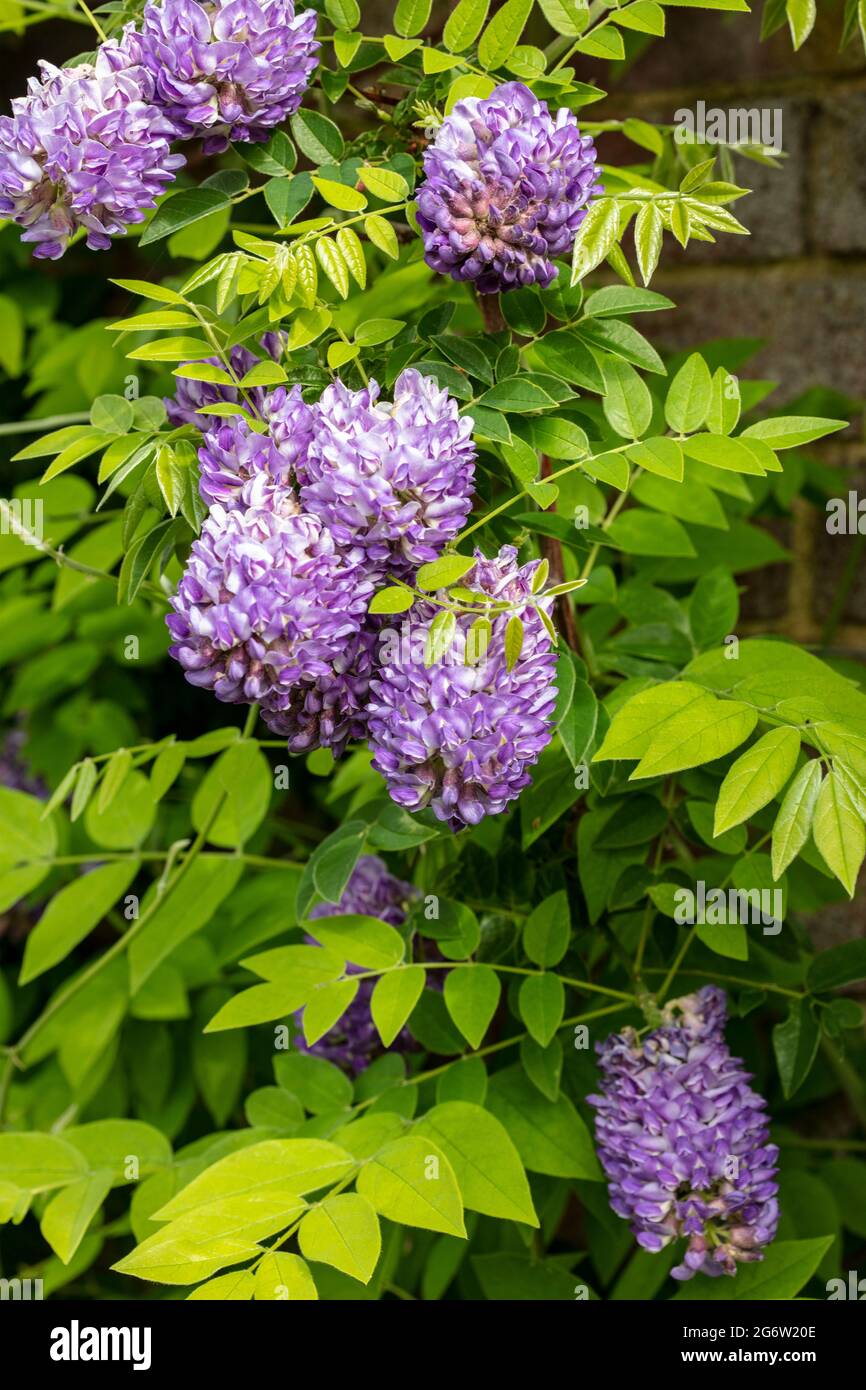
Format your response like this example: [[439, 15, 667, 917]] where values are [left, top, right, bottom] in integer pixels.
[[416, 82, 601, 294], [165, 333, 285, 430], [296, 856, 418, 1073], [166, 490, 372, 711], [262, 622, 378, 757], [588, 987, 780, 1281], [197, 385, 314, 508], [138, 0, 319, 153], [299, 370, 476, 573], [0, 53, 184, 260], [367, 546, 557, 831]]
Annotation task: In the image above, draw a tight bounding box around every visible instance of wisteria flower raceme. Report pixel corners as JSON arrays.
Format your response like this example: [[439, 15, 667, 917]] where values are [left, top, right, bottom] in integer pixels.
[[299, 370, 476, 574], [196, 384, 314, 508], [588, 986, 780, 1281], [367, 546, 557, 830], [165, 333, 285, 431], [416, 81, 601, 294], [0, 51, 184, 260], [262, 622, 378, 758], [166, 483, 373, 713], [137, 0, 319, 153], [295, 855, 418, 1073]]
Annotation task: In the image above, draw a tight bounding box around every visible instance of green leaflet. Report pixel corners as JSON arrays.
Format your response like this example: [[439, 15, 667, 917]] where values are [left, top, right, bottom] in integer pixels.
[[371, 965, 426, 1046], [518, 973, 565, 1047], [357, 1136, 466, 1236], [255, 1252, 318, 1301], [714, 726, 801, 835], [523, 891, 571, 967], [812, 769, 866, 895], [20, 859, 139, 984], [443, 964, 501, 1049], [595, 680, 757, 777], [415, 1102, 538, 1226], [664, 352, 712, 433], [771, 759, 823, 879], [298, 1193, 381, 1283], [486, 1066, 601, 1179]]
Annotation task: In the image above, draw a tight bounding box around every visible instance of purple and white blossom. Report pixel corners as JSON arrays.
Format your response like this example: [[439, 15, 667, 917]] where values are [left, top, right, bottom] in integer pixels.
[[416, 81, 601, 294], [197, 385, 314, 509], [588, 986, 780, 1281], [299, 370, 476, 574], [366, 546, 557, 830], [0, 50, 183, 260], [137, 0, 319, 153], [262, 622, 378, 758], [166, 486, 372, 713]]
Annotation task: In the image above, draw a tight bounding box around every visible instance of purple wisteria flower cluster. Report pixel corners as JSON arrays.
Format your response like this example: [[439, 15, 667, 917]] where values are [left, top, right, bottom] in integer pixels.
[[588, 987, 780, 1281], [0, 0, 318, 259], [417, 82, 601, 294], [296, 855, 417, 1073], [368, 547, 558, 830], [167, 365, 559, 830]]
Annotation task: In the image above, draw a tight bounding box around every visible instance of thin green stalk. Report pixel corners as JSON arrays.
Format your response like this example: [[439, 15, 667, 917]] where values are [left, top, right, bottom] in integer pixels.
[[349, 960, 634, 1004], [0, 412, 89, 437], [74, 0, 106, 38], [645, 967, 803, 1000]]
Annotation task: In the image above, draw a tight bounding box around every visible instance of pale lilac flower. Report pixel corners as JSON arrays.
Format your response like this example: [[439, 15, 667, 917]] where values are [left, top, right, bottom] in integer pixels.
[[137, 0, 319, 153], [367, 546, 557, 830], [166, 488, 372, 713], [299, 369, 476, 574], [197, 385, 314, 509], [0, 50, 183, 260], [416, 81, 601, 293], [588, 987, 780, 1281]]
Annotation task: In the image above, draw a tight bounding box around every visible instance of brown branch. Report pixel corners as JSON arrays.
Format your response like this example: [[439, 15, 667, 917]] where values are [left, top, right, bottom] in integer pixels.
[[477, 292, 505, 333]]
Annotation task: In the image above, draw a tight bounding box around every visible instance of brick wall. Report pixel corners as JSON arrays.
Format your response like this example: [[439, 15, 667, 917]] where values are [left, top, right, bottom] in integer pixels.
[[595, 8, 866, 924]]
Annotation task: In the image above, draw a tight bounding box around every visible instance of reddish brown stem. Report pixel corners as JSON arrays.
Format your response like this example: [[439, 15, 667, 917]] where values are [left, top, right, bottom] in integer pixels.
[[478, 292, 505, 333]]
